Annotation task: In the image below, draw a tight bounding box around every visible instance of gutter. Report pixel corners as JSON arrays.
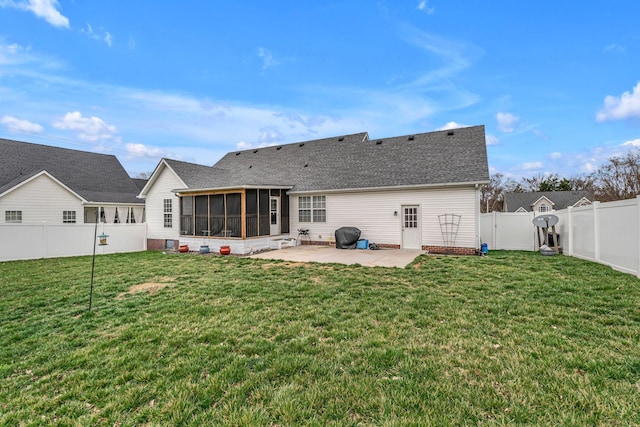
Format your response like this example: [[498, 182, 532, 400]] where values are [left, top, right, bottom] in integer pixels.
[[287, 180, 490, 195]]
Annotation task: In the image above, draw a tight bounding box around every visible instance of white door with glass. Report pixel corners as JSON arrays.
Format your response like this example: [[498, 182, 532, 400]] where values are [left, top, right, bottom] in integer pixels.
[[270, 197, 280, 235], [401, 205, 421, 249]]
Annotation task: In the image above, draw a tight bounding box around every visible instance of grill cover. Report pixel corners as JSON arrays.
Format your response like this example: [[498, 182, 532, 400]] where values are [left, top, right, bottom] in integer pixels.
[[335, 227, 361, 249]]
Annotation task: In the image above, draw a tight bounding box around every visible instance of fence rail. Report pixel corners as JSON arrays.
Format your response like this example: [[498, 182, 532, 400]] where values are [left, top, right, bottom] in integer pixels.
[[0, 223, 147, 262], [481, 196, 640, 277]]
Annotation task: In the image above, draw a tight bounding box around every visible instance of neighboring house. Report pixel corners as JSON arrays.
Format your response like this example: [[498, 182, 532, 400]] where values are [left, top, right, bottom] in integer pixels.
[[140, 125, 489, 254], [0, 138, 145, 225], [503, 191, 593, 213]]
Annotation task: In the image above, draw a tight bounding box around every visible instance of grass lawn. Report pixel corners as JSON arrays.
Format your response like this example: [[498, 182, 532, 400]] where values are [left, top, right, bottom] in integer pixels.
[[1, 250, 639, 426]]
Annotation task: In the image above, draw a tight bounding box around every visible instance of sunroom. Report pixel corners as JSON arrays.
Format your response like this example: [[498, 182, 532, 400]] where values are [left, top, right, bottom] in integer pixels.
[[176, 187, 292, 253]]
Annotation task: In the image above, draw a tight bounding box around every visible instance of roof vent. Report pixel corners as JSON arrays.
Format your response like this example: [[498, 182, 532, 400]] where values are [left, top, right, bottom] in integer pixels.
[[447, 130, 455, 136], [299, 143, 305, 147], [235, 152, 241, 156], [338, 137, 344, 141], [253, 149, 258, 153], [408, 135, 415, 141], [276, 146, 282, 150], [376, 140, 383, 145], [304, 163, 308, 167], [249, 165, 252, 169]]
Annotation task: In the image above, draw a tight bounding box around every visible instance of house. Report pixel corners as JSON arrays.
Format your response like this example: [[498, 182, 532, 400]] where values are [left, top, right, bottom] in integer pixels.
[[0, 138, 145, 225], [503, 191, 593, 213], [138, 125, 490, 254]]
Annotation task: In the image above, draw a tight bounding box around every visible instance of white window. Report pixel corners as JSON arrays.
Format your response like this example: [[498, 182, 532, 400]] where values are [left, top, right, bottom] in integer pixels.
[[539, 204, 548, 213], [63, 210, 76, 223], [164, 199, 173, 228], [5, 210, 22, 223], [298, 195, 326, 223]]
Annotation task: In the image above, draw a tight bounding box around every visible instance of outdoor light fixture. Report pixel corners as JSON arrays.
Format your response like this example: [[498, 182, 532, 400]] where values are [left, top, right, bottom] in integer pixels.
[[394, 211, 398, 216]]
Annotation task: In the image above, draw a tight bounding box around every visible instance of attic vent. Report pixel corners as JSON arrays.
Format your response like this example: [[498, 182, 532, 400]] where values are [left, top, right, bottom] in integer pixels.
[[338, 137, 344, 141], [276, 146, 282, 150], [375, 140, 383, 145], [408, 135, 415, 141], [235, 152, 241, 156], [447, 130, 455, 136], [253, 149, 258, 153], [299, 143, 305, 147]]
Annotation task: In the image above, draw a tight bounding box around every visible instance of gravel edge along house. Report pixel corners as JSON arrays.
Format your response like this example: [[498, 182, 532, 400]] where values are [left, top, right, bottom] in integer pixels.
[[139, 125, 490, 255]]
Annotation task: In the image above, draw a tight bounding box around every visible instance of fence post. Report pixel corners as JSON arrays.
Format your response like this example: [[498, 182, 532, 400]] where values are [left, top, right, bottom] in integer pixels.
[[42, 222, 48, 259], [492, 210, 497, 250], [593, 202, 600, 263], [566, 206, 573, 256], [637, 196, 640, 278]]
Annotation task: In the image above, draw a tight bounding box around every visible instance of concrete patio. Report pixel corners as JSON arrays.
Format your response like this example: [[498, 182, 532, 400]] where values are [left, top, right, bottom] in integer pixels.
[[248, 245, 424, 268]]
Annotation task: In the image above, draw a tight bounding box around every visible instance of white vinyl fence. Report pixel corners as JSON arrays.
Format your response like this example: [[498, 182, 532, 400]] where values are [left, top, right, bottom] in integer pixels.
[[0, 223, 147, 262], [481, 196, 640, 277]]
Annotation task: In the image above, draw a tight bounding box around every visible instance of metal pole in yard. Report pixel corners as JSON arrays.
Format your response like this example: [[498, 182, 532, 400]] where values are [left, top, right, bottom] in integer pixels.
[[89, 208, 98, 311]]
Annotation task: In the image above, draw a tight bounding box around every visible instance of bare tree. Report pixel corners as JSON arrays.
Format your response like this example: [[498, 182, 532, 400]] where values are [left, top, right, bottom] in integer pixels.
[[135, 171, 153, 179], [480, 173, 519, 213], [594, 149, 640, 202]]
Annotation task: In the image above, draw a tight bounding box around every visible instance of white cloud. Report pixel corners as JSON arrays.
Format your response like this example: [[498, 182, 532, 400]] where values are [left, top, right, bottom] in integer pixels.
[[417, 0, 435, 14], [80, 24, 113, 47], [533, 129, 548, 140], [236, 140, 273, 150], [596, 82, 640, 122], [53, 111, 118, 142], [485, 133, 499, 146], [125, 143, 164, 158], [549, 152, 562, 160], [398, 26, 481, 97], [0, 0, 69, 28], [604, 43, 625, 53], [622, 138, 640, 147], [1, 115, 43, 133], [257, 47, 279, 70], [436, 121, 467, 131], [521, 161, 543, 170], [496, 112, 519, 132], [258, 127, 285, 144]]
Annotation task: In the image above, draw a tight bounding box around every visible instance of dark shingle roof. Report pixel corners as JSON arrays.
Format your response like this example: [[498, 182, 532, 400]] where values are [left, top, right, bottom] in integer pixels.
[[504, 191, 593, 212], [165, 126, 489, 192], [0, 138, 143, 204]]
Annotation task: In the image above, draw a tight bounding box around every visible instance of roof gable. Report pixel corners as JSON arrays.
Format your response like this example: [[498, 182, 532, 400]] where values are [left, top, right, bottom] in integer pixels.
[[531, 196, 554, 207], [504, 191, 594, 212], [0, 138, 142, 204], [0, 170, 85, 201], [138, 158, 189, 197]]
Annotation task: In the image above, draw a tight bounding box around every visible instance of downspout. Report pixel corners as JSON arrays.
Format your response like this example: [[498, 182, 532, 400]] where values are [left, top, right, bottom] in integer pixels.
[[475, 184, 481, 250]]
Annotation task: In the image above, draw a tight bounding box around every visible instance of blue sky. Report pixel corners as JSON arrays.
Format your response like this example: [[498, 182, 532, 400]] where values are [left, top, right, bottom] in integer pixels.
[[1, 1, 639, 178]]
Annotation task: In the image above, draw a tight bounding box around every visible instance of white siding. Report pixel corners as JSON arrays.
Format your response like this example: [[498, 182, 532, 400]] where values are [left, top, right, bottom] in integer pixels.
[[290, 186, 480, 249], [144, 166, 182, 239], [0, 174, 84, 224]]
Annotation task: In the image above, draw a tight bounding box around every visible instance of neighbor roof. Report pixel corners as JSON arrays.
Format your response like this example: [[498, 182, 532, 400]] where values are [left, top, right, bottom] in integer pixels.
[[163, 126, 489, 193], [0, 138, 143, 204], [504, 191, 593, 212]]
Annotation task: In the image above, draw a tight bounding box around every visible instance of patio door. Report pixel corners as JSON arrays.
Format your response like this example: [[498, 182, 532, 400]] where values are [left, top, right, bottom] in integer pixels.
[[270, 196, 280, 235], [401, 205, 421, 249]]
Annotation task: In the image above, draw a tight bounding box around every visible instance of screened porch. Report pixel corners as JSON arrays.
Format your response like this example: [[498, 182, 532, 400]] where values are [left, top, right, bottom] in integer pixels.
[[178, 188, 290, 239]]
